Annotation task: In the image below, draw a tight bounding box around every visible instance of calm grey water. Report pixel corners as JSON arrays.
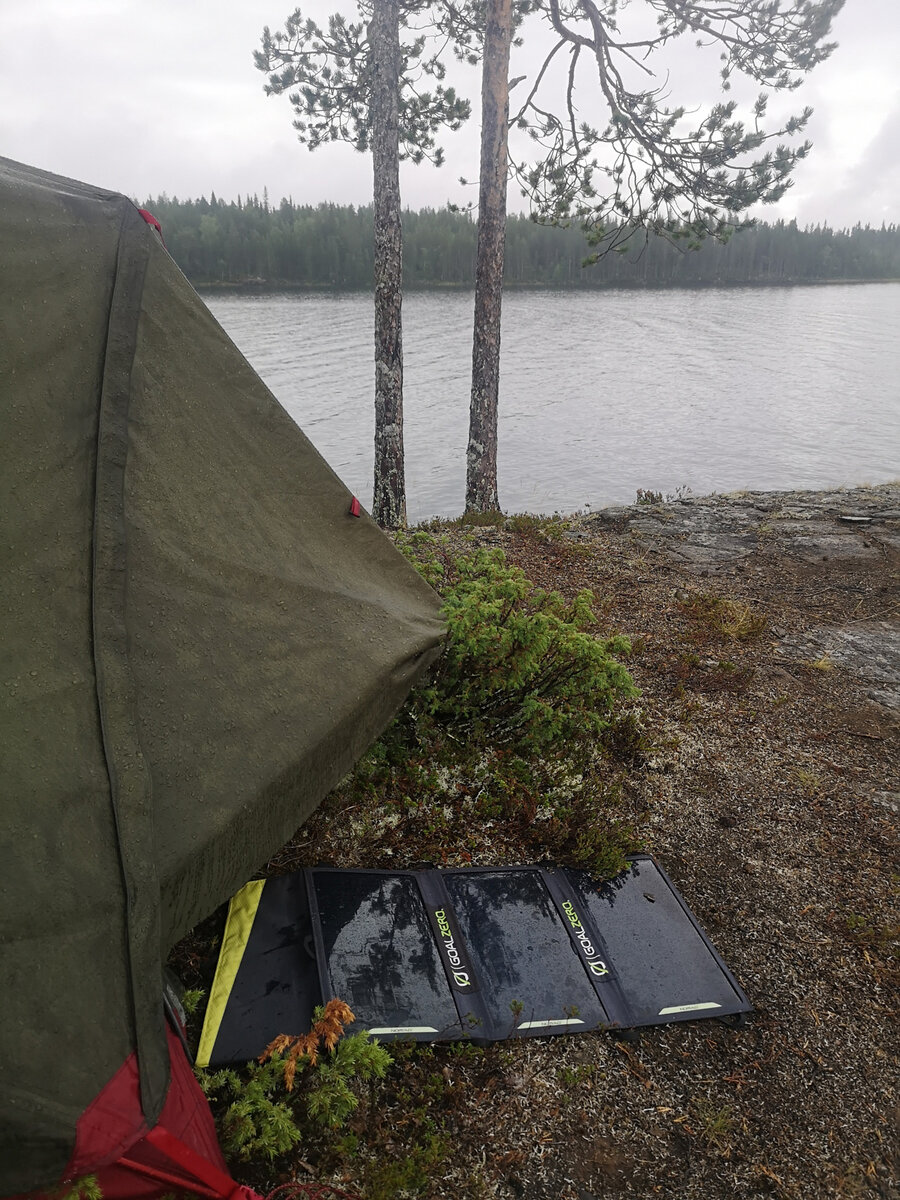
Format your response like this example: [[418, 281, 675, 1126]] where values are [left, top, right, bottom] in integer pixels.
[[204, 285, 900, 524]]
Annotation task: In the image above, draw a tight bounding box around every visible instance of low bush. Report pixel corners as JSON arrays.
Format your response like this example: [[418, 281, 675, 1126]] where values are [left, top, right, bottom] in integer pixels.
[[363, 536, 642, 876], [199, 1057, 304, 1163], [396, 540, 635, 755], [198, 1000, 392, 1162]]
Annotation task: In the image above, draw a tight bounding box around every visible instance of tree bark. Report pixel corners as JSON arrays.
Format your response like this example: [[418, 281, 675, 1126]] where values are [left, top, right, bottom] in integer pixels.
[[371, 0, 406, 528], [466, 0, 513, 513]]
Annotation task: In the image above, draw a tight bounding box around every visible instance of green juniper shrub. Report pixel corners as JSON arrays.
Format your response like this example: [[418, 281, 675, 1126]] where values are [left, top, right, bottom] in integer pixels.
[[405, 544, 635, 754], [198, 1057, 304, 1162], [303, 1033, 392, 1128], [372, 537, 641, 876], [198, 1003, 391, 1163]]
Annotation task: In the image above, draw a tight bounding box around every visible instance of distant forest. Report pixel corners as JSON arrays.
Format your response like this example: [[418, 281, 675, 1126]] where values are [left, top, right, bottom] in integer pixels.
[[144, 193, 900, 289]]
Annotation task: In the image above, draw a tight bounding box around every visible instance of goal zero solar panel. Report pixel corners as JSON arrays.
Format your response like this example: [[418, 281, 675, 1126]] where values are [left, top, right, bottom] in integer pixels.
[[197, 856, 750, 1067]]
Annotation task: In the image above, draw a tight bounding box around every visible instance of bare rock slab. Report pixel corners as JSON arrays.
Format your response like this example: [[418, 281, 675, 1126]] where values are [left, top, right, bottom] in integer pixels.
[[778, 621, 900, 710], [588, 483, 900, 569]]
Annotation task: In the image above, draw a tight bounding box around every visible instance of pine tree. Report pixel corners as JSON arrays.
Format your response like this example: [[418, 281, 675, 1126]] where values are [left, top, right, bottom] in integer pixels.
[[456, 0, 845, 511], [255, 3, 470, 527]]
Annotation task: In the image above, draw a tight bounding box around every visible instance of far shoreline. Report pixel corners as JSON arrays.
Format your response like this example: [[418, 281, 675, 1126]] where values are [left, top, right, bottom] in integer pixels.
[[193, 276, 900, 295]]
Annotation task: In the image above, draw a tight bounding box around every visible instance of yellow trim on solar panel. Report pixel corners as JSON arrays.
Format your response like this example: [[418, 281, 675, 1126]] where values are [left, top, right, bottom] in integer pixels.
[[195, 879, 266, 1067]]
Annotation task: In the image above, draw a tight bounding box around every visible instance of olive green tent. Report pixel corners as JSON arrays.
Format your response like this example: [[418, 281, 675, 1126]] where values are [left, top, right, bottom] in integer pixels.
[[0, 157, 444, 1194]]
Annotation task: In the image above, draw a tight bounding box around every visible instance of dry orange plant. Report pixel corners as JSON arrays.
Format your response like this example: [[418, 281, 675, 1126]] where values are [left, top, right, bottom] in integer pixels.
[[260, 999, 356, 1091]]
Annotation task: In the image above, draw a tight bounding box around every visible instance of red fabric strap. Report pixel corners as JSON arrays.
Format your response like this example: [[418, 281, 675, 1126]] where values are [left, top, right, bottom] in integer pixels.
[[117, 1125, 260, 1200]]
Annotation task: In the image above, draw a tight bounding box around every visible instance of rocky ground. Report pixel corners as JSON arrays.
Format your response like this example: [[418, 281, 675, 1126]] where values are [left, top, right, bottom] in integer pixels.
[[174, 483, 899, 1200]]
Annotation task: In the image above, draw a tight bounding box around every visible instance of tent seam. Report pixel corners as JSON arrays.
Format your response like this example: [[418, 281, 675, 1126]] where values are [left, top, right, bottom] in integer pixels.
[[90, 200, 169, 1127]]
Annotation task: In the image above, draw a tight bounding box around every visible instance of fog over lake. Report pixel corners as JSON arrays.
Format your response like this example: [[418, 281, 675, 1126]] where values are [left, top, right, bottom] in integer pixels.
[[204, 284, 900, 524]]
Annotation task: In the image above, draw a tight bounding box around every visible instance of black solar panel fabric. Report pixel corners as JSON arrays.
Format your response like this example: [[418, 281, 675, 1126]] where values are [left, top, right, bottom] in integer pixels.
[[199, 857, 750, 1066]]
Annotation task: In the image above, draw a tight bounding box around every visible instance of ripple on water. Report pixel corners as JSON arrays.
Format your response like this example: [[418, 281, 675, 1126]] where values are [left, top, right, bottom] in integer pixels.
[[204, 284, 900, 522]]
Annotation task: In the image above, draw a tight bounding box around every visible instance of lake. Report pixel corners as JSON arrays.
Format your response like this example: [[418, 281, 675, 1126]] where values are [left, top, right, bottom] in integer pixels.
[[203, 284, 900, 524]]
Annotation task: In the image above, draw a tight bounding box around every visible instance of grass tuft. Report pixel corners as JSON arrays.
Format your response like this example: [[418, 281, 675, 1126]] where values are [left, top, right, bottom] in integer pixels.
[[683, 593, 768, 641]]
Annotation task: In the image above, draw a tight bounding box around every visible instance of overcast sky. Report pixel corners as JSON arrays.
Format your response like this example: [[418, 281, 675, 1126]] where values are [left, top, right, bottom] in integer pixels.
[[1, 0, 897, 228]]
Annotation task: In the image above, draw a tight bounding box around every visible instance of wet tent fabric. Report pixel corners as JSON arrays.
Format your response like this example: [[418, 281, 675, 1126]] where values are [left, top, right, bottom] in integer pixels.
[[0, 157, 445, 1193]]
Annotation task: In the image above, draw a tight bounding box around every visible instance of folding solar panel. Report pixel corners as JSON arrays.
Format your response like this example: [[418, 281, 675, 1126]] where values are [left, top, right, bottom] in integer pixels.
[[197, 857, 750, 1067]]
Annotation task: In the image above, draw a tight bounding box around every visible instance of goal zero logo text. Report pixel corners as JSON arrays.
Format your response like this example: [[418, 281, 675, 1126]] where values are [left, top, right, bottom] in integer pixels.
[[561, 899, 609, 977], [434, 908, 474, 990]]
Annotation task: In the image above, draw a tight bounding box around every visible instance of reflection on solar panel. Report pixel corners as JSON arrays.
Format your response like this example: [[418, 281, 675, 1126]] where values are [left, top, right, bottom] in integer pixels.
[[197, 856, 751, 1067]]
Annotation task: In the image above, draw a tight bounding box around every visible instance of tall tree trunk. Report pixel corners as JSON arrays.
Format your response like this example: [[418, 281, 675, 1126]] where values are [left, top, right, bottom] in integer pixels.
[[371, 0, 406, 528], [465, 0, 513, 513]]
